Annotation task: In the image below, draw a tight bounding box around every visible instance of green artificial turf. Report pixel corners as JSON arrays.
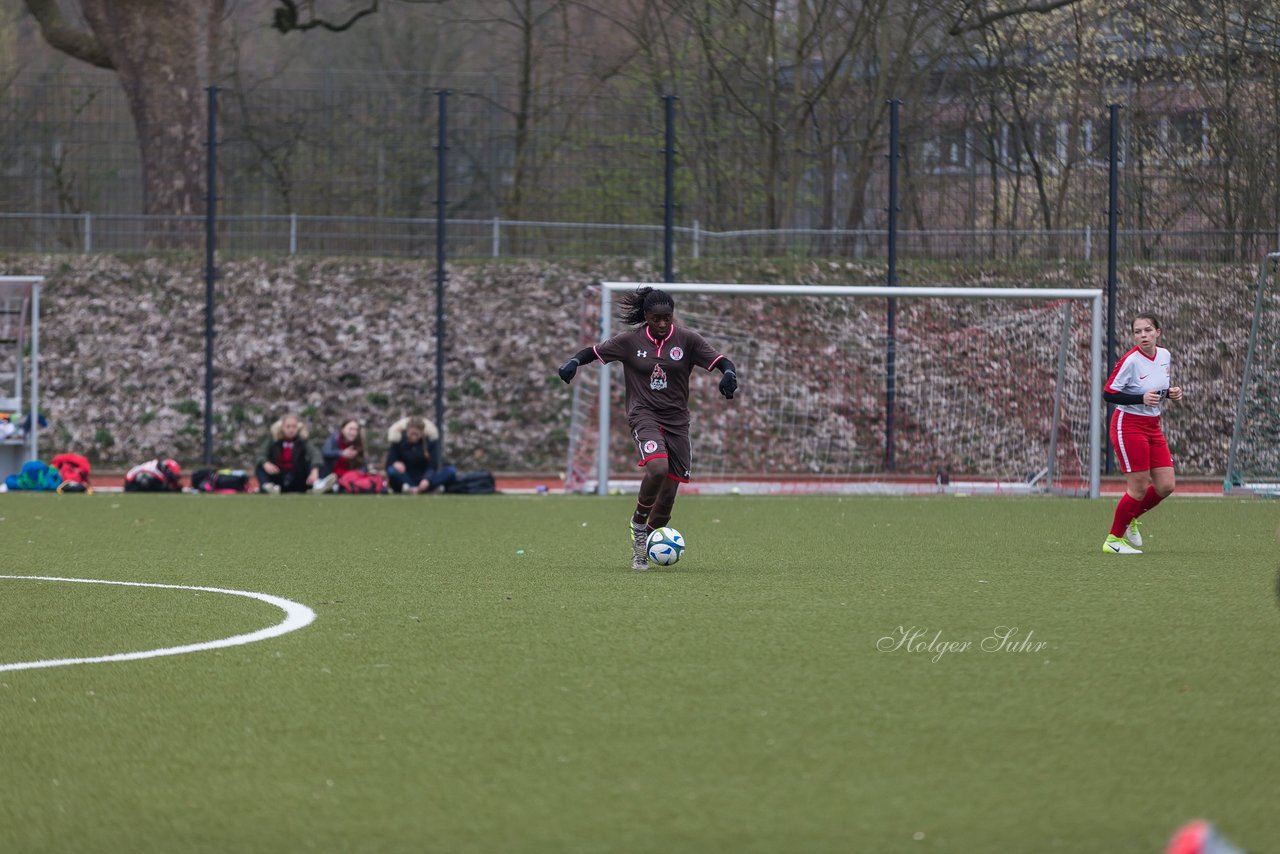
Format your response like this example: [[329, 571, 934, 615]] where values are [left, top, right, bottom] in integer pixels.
[[0, 493, 1276, 853]]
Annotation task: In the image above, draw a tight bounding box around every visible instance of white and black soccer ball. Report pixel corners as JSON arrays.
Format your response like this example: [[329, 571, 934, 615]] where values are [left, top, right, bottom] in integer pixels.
[[645, 526, 685, 566]]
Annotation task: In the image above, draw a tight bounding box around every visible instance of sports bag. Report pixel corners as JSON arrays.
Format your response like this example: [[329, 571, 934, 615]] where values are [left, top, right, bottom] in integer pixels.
[[52, 453, 92, 494], [443, 470, 496, 495], [337, 470, 387, 494], [3, 460, 62, 492], [192, 468, 251, 493], [124, 459, 183, 492]]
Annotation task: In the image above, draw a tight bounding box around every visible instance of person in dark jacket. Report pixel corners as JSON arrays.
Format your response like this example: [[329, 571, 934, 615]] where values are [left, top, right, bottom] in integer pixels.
[[385, 416, 456, 494], [256, 413, 322, 494], [314, 417, 368, 492]]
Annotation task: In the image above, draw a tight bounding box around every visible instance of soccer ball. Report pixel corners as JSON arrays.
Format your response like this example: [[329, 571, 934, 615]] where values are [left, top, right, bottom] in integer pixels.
[[646, 527, 685, 566]]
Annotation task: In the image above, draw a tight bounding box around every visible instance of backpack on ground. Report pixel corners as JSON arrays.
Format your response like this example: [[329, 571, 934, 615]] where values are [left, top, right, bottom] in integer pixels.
[[443, 470, 497, 495], [52, 453, 93, 494], [192, 468, 251, 493], [337, 470, 387, 494], [3, 459, 62, 492], [124, 459, 183, 492]]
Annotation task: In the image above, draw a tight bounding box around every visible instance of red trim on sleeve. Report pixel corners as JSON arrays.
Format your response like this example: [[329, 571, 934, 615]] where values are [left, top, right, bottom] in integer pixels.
[[1104, 347, 1141, 393], [706, 354, 724, 371], [592, 345, 605, 363]]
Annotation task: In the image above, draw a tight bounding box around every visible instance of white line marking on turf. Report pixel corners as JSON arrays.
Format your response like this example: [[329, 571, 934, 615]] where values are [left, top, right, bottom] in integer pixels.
[[0, 576, 317, 673]]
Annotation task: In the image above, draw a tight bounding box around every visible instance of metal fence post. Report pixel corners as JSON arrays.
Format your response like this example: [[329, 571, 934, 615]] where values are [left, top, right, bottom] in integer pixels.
[[663, 94, 678, 282], [435, 90, 449, 454], [1105, 103, 1122, 475], [203, 85, 219, 467], [885, 99, 902, 472]]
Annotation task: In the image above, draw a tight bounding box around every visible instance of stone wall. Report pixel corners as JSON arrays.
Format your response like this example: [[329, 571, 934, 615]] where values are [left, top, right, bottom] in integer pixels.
[[0, 254, 1260, 477]]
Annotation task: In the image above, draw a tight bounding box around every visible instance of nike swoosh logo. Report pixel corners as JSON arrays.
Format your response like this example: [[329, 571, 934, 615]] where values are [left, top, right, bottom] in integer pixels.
[[1106, 543, 1121, 552], [1138, 374, 1149, 380]]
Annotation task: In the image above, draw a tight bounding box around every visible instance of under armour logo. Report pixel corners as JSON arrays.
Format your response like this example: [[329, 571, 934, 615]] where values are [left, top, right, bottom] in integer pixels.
[[637, 349, 648, 358]]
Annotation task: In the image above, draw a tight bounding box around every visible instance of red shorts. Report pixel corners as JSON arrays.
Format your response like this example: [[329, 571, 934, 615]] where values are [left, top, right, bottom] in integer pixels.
[[1110, 410, 1173, 473]]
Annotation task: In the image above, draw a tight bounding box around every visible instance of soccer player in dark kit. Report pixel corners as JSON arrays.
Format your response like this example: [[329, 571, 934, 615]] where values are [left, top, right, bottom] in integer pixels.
[[557, 286, 739, 570]]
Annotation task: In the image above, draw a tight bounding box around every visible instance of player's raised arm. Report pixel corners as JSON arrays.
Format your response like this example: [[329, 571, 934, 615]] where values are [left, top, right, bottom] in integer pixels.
[[557, 346, 598, 384]]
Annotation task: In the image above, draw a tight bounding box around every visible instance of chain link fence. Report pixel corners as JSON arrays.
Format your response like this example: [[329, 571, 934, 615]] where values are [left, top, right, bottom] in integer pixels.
[[5, 71, 1278, 267]]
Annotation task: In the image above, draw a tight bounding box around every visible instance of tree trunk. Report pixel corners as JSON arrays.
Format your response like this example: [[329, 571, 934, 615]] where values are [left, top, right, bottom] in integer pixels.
[[78, 0, 206, 220]]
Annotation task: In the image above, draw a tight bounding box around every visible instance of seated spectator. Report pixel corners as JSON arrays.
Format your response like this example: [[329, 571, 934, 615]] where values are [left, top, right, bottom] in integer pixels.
[[256, 412, 321, 494], [316, 417, 367, 493], [385, 416, 457, 494]]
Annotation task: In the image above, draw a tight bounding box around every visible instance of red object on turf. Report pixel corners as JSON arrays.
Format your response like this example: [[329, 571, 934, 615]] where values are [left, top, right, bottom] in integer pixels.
[[1165, 821, 1246, 854]]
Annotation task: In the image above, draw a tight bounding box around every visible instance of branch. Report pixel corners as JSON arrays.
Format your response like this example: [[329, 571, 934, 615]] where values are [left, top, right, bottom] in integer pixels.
[[272, 0, 381, 33], [23, 0, 114, 69], [949, 0, 1083, 35]]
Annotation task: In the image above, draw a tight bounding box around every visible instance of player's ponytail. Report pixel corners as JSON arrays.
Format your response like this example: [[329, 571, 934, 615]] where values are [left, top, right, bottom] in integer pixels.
[[618, 286, 675, 326]]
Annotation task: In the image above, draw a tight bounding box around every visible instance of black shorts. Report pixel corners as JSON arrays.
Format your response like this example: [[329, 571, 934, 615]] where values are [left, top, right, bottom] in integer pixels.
[[630, 416, 691, 483]]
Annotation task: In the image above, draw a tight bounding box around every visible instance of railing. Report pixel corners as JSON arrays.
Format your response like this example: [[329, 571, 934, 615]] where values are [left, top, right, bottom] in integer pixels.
[[1, 211, 1277, 264]]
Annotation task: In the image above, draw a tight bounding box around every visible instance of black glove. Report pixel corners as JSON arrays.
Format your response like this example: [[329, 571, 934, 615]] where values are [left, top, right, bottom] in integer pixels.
[[719, 370, 737, 399], [558, 358, 580, 384]]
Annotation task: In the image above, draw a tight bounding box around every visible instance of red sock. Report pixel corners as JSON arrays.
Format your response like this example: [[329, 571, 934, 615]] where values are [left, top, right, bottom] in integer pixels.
[[1138, 485, 1164, 515], [1109, 493, 1144, 537]]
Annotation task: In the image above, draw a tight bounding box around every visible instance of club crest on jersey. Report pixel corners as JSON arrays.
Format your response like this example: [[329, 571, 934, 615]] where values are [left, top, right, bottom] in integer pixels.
[[643, 440, 659, 455], [649, 363, 667, 391], [670, 346, 684, 361]]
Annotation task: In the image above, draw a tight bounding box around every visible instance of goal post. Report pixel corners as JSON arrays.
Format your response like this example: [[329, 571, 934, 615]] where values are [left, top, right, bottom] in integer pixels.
[[0, 276, 43, 481], [1225, 253, 1280, 496], [567, 282, 1103, 498]]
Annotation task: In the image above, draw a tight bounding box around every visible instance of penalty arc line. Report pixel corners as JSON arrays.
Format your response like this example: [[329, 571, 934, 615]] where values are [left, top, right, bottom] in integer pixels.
[[0, 575, 317, 673]]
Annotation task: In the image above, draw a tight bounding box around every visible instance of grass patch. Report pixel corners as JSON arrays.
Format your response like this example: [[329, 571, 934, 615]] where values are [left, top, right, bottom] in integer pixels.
[[0, 494, 1275, 853]]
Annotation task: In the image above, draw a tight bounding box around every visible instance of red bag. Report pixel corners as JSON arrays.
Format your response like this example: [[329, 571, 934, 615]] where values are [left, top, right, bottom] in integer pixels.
[[52, 453, 93, 494], [337, 470, 386, 494]]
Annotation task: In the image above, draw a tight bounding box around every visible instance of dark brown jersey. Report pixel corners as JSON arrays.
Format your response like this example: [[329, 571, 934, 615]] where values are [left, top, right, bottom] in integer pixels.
[[593, 325, 725, 427]]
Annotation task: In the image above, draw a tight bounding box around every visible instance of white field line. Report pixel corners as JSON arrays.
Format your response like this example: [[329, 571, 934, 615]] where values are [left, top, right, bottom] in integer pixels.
[[0, 576, 316, 673]]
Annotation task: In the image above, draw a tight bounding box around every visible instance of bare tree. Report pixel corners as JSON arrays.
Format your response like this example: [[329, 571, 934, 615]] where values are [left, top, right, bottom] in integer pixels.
[[23, 0, 210, 219], [949, 0, 1084, 35]]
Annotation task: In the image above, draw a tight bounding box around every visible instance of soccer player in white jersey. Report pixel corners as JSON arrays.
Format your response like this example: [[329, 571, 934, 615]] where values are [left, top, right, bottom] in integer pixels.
[[1100, 312, 1184, 554]]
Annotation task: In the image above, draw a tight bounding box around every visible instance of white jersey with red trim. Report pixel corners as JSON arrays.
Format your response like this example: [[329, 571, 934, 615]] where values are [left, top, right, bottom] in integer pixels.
[[1104, 346, 1171, 417]]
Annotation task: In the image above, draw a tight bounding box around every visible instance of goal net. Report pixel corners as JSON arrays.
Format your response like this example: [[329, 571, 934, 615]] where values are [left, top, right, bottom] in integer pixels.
[[566, 283, 1102, 497], [1226, 253, 1280, 496]]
